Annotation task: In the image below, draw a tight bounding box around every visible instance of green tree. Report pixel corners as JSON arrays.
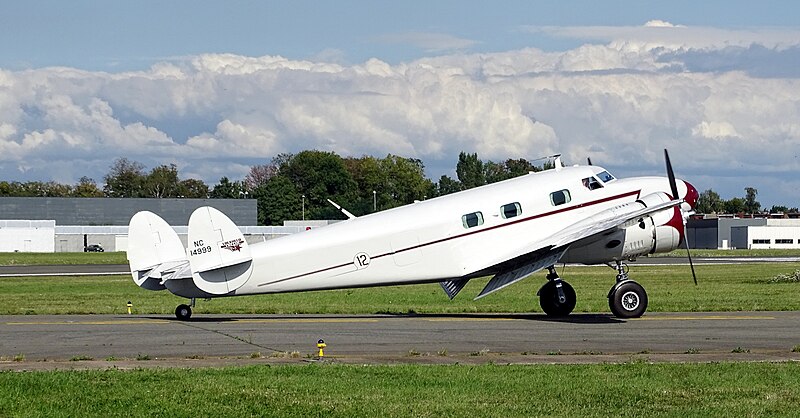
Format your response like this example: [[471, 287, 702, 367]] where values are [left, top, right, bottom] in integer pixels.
[[696, 189, 724, 214], [723, 197, 746, 214], [254, 175, 301, 225], [456, 152, 485, 189], [744, 187, 761, 213], [282, 150, 357, 219], [177, 179, 209, 198], [209, 177, 247, 199], [436, 175, 462, 196], [72, 177, 104, 197], [104, 158, 146, 197], [143, 164, 180, 198], [379, 155, 433, 208], [343, 155, 384, 214]]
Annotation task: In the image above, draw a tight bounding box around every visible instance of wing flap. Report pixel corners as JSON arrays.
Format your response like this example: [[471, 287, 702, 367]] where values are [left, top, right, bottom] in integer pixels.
[[440, 279, 470, 300], [475, 246, 567, 300]]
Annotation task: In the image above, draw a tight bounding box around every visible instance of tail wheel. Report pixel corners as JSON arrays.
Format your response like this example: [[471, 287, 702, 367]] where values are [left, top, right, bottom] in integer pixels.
[[538, 280, 576, 317], [175, 304, 192, 321], [609, 281, 648, 318]]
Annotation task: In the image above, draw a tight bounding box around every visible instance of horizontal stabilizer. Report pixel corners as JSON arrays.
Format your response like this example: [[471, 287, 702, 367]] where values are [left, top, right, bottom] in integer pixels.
[[440, 279, 470, 300], [187, 206, 253, 295], [475, 247, 567, 300], [128, 211, 189, 291]]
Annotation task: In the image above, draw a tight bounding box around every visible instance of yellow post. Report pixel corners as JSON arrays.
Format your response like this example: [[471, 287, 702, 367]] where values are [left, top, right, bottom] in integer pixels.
[[316, 339, 327, 358], [127, 301, 132, 315]]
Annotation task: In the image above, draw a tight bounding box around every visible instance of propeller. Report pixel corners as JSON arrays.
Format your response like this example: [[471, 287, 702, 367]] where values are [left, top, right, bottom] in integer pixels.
[[664, 149, 698, 286], [587, 157, 593, 166]]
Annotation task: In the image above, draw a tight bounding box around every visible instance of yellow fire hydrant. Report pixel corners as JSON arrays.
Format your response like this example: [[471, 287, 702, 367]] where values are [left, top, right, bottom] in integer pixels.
[[127, 301, 133, 315], [317, 339, 327, 358]]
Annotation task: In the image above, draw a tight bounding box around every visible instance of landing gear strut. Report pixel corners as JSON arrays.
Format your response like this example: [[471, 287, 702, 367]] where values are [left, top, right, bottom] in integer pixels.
[[175, 298, 195, 321], [538, 266, 576, 317], [607, 261, 648, 318]]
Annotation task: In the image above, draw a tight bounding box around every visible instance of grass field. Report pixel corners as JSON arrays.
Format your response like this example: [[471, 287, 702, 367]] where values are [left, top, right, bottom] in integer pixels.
[[1, 362, 799, 417], [1, 262, 799, 315]]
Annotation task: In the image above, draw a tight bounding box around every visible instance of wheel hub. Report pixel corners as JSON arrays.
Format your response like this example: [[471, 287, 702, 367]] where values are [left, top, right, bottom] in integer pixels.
[[621, 291, 640, 311]]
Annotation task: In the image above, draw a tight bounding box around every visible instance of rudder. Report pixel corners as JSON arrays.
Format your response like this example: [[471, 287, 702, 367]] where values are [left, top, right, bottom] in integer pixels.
[[127, 211, 190, 291], [187, 206, 253, 295]]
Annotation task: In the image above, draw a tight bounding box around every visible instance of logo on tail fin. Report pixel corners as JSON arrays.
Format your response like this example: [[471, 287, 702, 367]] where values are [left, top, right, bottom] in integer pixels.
[[220, 238, 244, 252]]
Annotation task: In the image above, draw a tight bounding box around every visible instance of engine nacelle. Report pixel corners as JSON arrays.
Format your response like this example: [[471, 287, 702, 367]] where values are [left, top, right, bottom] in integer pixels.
[[561, 192, 683, 265]]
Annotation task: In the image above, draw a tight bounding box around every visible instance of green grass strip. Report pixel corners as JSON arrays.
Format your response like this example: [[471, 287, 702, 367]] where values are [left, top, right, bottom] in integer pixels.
[[1, 363, 799, 417], [1, 263, 799, 315]]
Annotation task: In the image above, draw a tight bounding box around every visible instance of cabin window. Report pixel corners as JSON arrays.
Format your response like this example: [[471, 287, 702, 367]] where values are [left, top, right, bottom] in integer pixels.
[[550, 190, 571, 206], [462, 212, 484, 229], [597, 171, 615, 183], [501, 202, 522, 219], [582, 177, 603, 190]]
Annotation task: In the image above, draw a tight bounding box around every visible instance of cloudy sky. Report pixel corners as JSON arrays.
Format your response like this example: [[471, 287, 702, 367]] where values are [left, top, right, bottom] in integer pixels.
[[2, 1, 799, 208]]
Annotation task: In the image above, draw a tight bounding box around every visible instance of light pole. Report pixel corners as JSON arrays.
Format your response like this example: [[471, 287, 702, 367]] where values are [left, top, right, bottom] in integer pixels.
[[373, 190, 376, 212], [302, 194, 305, 220]]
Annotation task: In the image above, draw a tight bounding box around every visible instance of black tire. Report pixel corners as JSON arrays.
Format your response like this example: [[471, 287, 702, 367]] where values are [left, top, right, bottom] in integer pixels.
[[609, 281, 648, 318], [175, 304, 192, 321], [538, 280, 576, 317]]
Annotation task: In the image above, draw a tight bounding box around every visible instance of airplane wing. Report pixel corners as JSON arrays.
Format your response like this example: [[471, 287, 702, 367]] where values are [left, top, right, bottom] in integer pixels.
[[469, 195, 682, 299]]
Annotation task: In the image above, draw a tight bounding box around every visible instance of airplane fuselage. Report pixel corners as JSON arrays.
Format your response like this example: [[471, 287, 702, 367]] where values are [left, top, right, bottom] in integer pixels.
[[230, 166, 682, 296]]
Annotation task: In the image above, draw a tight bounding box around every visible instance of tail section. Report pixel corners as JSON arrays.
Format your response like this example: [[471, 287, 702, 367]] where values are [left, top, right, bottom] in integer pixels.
[[127, 211, 191, 291], [187, 206, 253, 295]]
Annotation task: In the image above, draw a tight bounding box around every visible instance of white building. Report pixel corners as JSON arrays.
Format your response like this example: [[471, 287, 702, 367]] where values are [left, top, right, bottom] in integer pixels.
[[731, 219, 800, 249], [0, 220, 55, 252]]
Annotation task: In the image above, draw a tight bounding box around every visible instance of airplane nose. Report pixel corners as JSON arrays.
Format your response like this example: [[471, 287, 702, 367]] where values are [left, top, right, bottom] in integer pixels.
[[682, 181, 699, 210]]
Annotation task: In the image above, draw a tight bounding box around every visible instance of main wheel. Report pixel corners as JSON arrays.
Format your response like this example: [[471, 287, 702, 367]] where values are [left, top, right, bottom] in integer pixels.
[[538, 280, 576, 317], [175, 304, 192, 321], [609, 281, 648, 318]]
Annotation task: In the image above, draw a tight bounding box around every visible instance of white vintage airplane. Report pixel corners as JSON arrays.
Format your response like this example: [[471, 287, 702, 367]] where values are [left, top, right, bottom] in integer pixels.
[[127, 150, 698, 320]]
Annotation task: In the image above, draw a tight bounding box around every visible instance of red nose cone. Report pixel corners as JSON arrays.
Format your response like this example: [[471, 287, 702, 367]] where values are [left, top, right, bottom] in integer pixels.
[[683, 181, 699, 210]]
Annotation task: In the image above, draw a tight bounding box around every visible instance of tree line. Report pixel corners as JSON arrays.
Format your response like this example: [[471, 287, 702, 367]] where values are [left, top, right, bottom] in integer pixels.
[[2, 151, 793, 224], [695, 187, 797, 215], [0, 151, 547, 225]]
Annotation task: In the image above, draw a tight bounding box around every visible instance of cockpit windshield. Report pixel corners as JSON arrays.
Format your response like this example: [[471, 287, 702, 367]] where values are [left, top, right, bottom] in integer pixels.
[[597, 171, 615, 183]]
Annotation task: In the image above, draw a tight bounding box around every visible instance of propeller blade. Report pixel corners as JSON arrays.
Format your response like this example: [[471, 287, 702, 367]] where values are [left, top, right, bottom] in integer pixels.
[[683, 228, 698, 286], [664, 149, 680, 200], [669, 149, 697, 285], [587, 157, 593, 166]]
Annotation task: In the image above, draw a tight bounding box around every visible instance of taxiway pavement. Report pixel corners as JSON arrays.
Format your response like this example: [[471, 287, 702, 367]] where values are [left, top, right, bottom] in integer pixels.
[[2, 312, 798, 364]]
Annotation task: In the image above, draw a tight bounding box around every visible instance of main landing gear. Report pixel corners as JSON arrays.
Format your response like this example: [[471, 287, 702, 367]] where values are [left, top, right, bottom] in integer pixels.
[[537, 266, 576, 316], [175, 298, 195, 321], [537, 262, 648, 319]]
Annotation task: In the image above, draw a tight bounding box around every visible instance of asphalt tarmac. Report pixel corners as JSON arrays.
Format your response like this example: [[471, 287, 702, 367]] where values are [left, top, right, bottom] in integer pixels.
[[1, 258, 798, 369], [2, 311, 799, 368]]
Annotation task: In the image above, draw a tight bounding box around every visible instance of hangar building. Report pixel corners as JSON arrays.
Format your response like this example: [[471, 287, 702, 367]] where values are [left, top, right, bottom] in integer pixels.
[[687, 217, 800, 249]]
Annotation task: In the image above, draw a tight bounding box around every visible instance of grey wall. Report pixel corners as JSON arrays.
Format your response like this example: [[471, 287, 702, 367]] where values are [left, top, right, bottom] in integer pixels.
[[0, 197, 256, 226], [686, 219, 719, 249]]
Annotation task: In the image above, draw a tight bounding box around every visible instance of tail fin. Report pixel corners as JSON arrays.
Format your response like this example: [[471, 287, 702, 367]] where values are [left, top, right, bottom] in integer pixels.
[[127, 211, 190, 291], [187, 206, 253, 295]]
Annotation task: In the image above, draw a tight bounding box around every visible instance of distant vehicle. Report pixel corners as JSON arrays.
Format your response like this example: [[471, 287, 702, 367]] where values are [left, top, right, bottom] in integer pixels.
[[84, 244, 104, 252]]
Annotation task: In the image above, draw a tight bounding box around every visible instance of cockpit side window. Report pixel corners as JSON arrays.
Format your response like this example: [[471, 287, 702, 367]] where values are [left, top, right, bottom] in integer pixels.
[[597, 171, 615, 183], [582, 177, 603, 190]]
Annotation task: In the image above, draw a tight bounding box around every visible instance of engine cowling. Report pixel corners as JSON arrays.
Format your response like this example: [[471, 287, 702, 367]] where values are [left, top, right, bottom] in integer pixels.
[[561, 192, 683, 265]]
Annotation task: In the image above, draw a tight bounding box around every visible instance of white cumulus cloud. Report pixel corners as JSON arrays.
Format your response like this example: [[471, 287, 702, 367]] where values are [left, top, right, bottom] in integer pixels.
[[1, 22, 799, 207]]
